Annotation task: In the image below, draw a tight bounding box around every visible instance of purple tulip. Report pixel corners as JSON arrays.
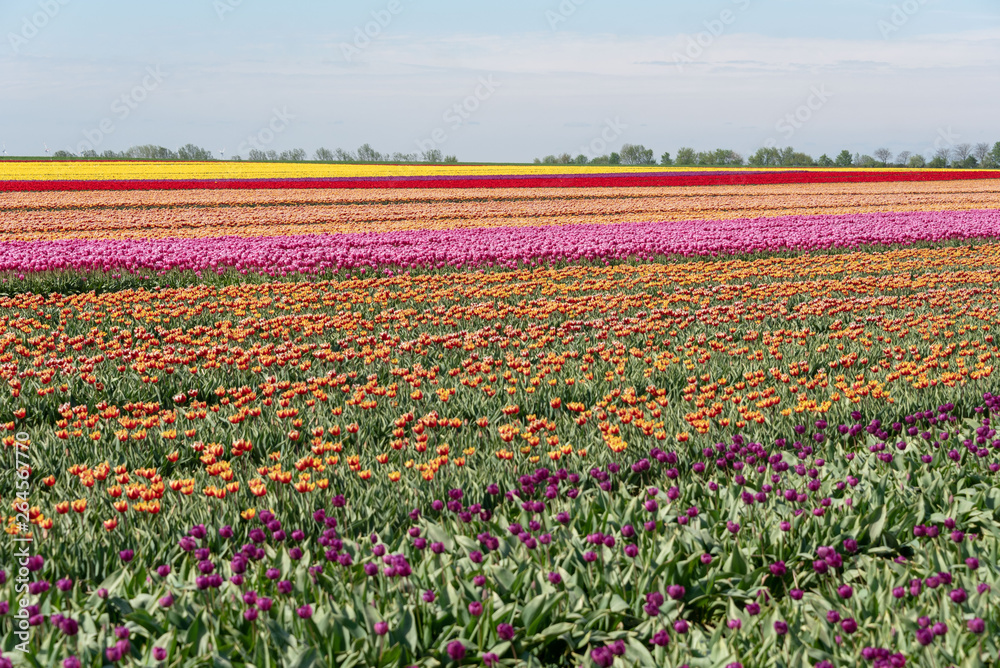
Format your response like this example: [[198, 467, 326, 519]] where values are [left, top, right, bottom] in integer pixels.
[[497, 623, 515, 640], [590, 646, 614, 668], [447, 640, 466, 661]]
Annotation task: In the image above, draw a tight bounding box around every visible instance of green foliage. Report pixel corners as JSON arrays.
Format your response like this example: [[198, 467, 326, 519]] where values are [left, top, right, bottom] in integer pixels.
[[674, 147, 696, 166], [177, 144, 215, 161], [1, 242, 999, 666], [619, 144, 655, 166]]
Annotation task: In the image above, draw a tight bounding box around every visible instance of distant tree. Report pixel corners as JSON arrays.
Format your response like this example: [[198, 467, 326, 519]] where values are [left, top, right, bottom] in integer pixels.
[[854, 154, 877, 168], [928, 149, 949, 168], [931, 147, 951, 167], [958, 155, 978, 169], [541, 155, 557, 164], [80, 149, 98, 158], [951, 143, 972, 164], [817, 154, 834, 167], [711, 148, 743, 165], [421, 149, 442, 163], [619, 143, 655, 165], [590, 155, 610, 165], [248, 149, 268, 161], [314, 147, 335, 161], [101, 150, 121, 159], [907, 154, 927, 168], [279, 149, 306, 161], [778, 147, 813, 166], [991, 142, 1000, 168], [660, 151, 672, 166], [178, 144, 214, 160], [52, 150, 75, 158], [556, 153, 573, 164], [873, 147, 893, 166], [391, 152, 417, 162], [973, 143, 991, 166], [356, 144, 383, 162], [125, 145, 177, 160], [748, 147, 781, 167], [443, 155, 458, 163], [895, 151, 911, 167], [674, 147, 696, 165], [608, 152, 621, 165], [335, 148, 357, 162], [574, 154, 589, 164], [265, 150, 278, 161], [695, 151, 714, 166], [834, 150, 853, 167]]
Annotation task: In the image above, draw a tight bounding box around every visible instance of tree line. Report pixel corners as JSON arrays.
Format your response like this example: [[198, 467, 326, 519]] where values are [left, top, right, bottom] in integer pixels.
[[535, 142, 1000, 168], [52, 144, 217, 160], [50, 143, 459, 163], [46, 140, 1000, 167]]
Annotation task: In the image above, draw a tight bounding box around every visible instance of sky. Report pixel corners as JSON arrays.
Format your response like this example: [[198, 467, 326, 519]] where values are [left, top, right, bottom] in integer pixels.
[[2, 0, 998, 162]]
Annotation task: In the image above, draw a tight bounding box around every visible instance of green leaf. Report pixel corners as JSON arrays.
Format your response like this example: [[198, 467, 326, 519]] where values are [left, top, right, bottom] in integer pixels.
[[869, 505, 888, 544], [724, 546, 748, 576], [533, 622, 575, 640], [397, 608, 419, 654], [626, 636, 659, 668], [125, 609, 164, 637], [286, 647, 320, 668], [521, 592, 566, 636]]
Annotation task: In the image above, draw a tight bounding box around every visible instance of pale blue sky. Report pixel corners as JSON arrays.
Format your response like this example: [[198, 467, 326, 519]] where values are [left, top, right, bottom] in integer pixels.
[[2, 0, 998, 161]]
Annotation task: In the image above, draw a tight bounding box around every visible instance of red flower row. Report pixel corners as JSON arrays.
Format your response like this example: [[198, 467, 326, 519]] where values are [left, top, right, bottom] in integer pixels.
[[2, 170, 997, 192]]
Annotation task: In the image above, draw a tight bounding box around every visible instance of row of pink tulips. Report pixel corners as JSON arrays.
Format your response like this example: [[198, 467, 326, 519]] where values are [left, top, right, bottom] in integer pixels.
[[1, 209, 998, 276]]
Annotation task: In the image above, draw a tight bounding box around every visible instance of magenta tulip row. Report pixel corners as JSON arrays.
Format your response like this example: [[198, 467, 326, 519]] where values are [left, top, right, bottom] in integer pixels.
[[1, 209, 998, 277]]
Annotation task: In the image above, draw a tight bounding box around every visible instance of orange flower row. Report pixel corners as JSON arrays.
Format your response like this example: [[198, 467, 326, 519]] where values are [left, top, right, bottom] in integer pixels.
[[1, 181, 997, 241]]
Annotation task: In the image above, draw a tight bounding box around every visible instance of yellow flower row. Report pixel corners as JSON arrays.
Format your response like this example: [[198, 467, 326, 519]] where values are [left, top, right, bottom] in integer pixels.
[[0, 161, 935, 181]]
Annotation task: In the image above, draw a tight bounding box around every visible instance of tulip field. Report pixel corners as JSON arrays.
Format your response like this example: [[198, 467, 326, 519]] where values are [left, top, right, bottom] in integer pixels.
[[2, 163, 1000, 668]]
